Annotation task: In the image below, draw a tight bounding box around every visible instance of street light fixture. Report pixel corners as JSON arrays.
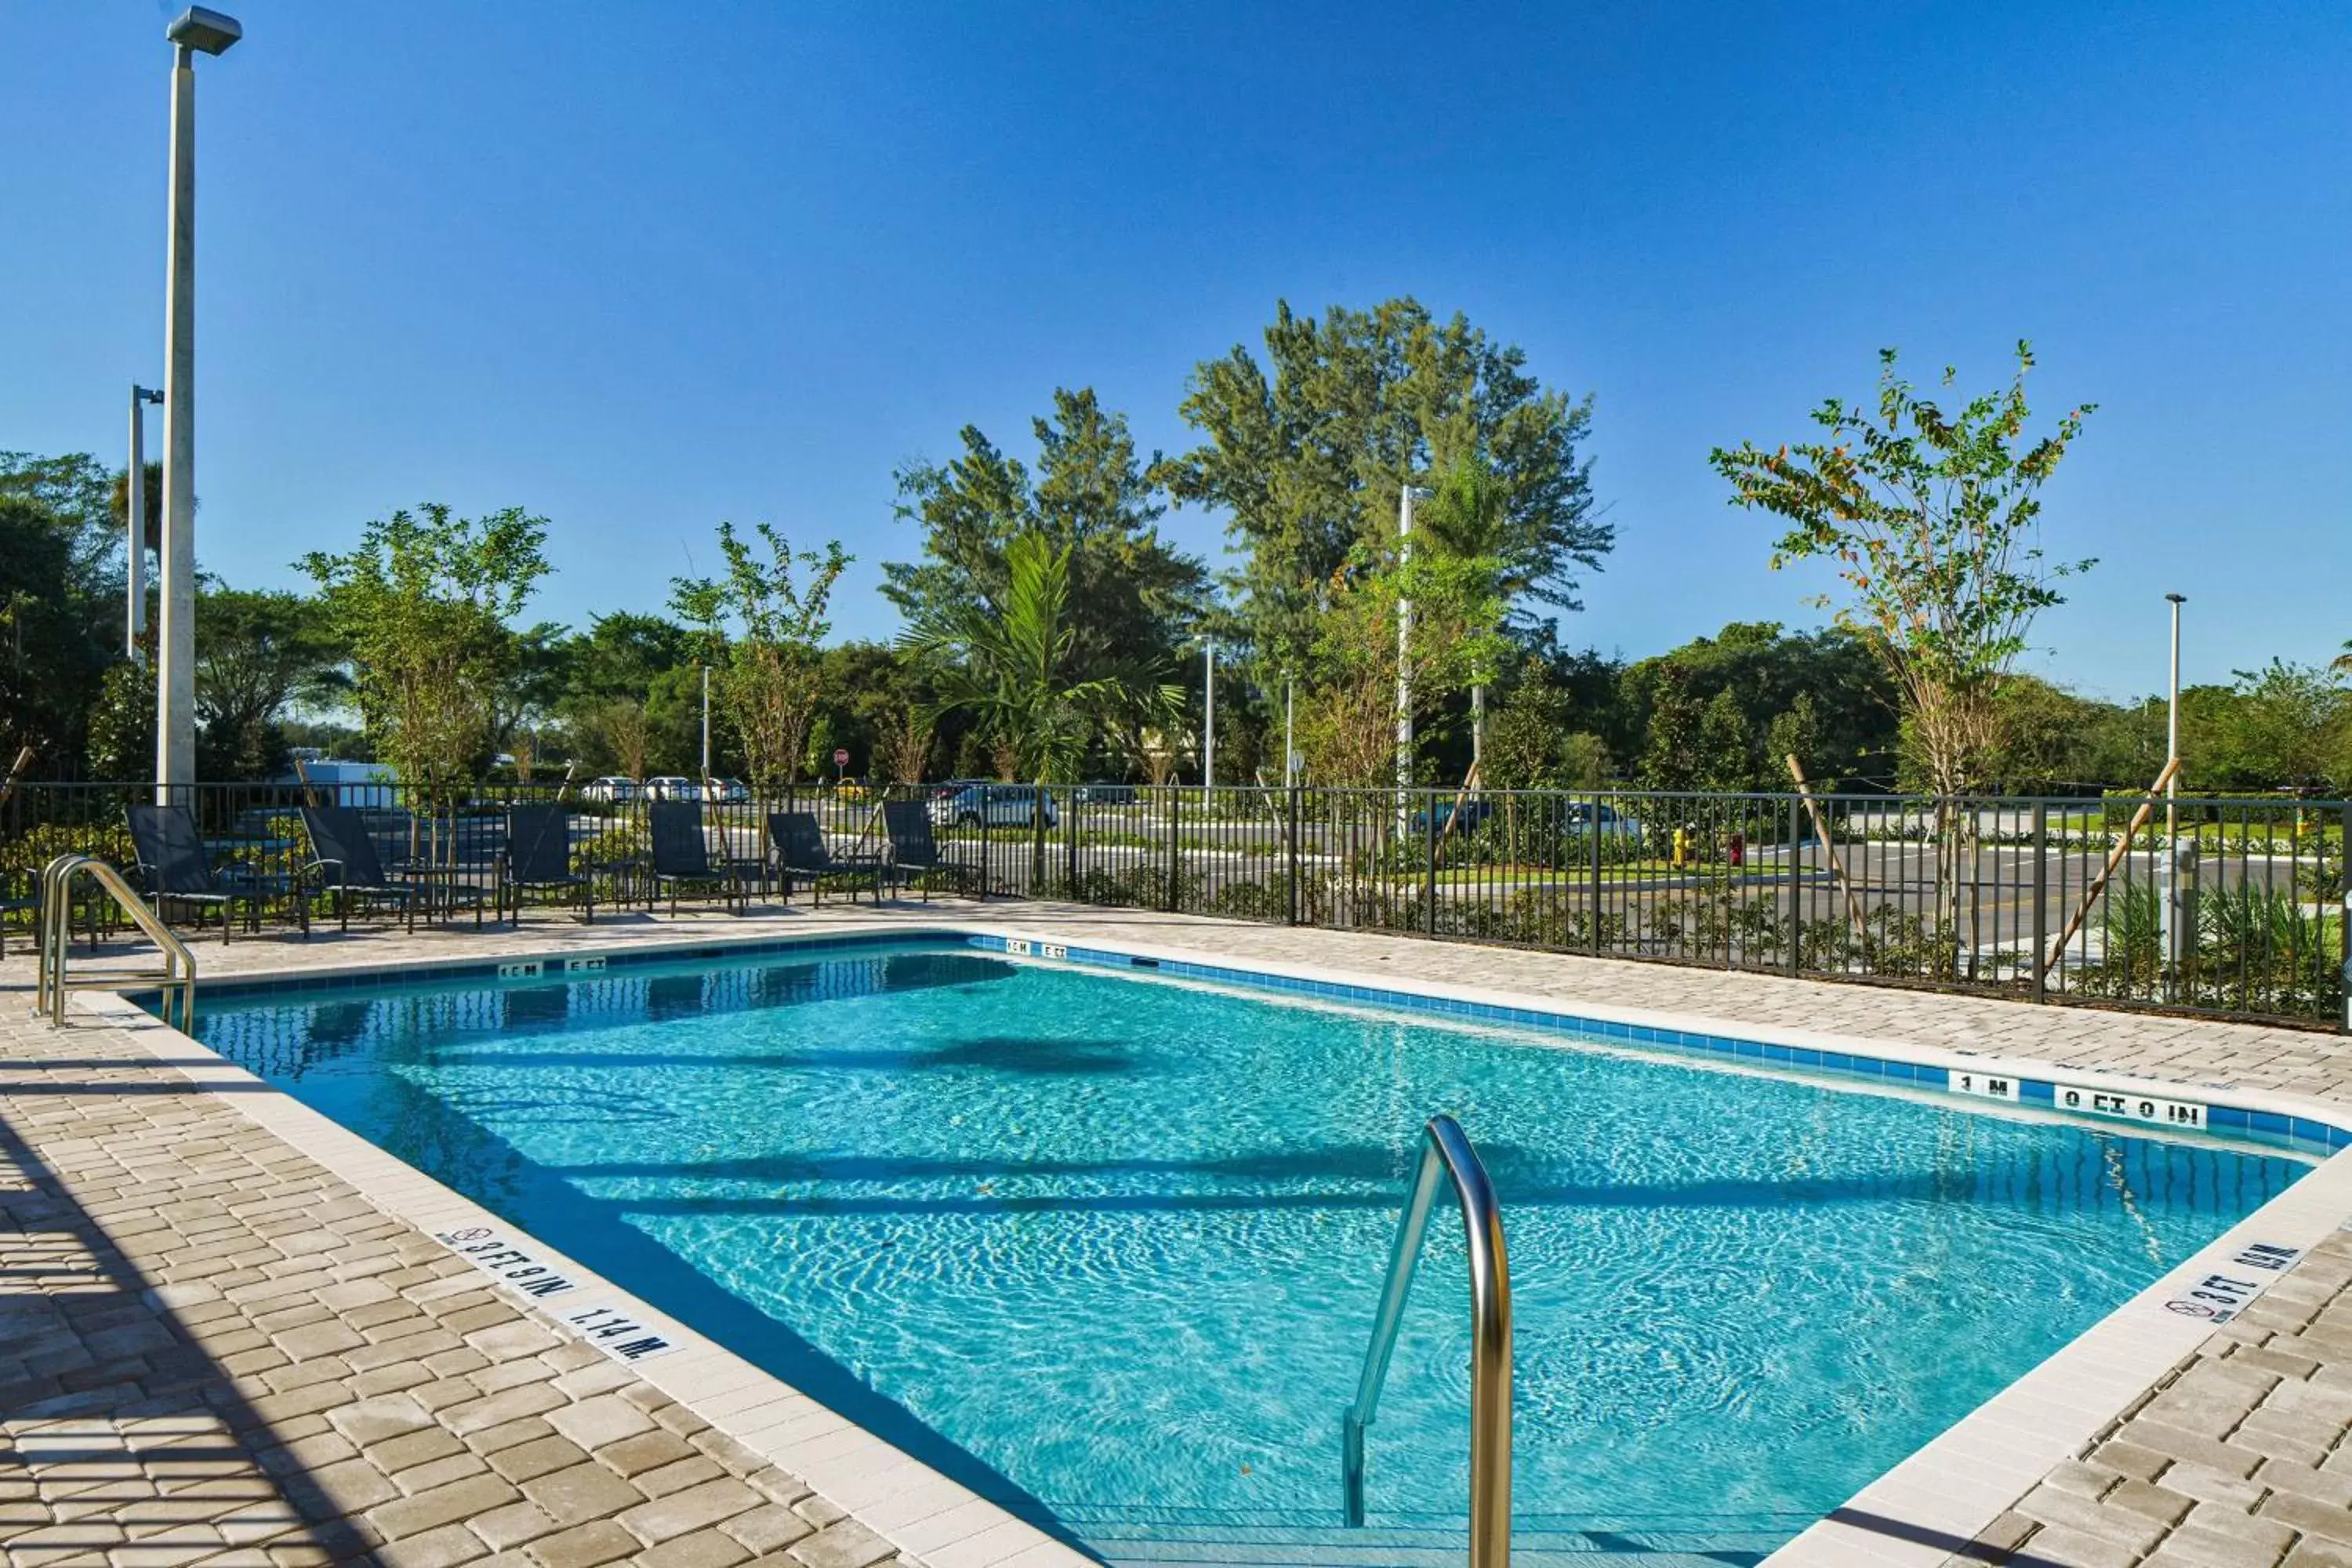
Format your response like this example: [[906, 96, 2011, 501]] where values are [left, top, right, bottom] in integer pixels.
[[154, 7, 241, 803], [167, 7, 242, 53]]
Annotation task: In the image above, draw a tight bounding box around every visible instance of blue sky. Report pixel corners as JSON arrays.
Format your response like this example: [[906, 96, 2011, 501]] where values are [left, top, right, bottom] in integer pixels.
[[5, 2, 2347, 701]]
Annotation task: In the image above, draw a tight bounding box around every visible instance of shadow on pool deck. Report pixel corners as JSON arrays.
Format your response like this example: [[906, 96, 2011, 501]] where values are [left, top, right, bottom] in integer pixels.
[[0, 1109, 379, 1562]]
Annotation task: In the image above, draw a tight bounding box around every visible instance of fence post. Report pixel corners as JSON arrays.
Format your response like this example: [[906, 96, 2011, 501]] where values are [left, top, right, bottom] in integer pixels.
[[1424, 794, 1439, 935], [1786, 796, 1802, 976], [1588, 792, 1605, 956], [2032, 800, 2049, 1004], [1164, 789, 1181, 913], [1287, 786, 1301, 927]]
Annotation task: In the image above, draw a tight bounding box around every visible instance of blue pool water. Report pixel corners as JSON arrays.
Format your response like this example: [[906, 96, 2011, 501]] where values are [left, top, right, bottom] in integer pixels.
[[193, 941, 2307, 1558]]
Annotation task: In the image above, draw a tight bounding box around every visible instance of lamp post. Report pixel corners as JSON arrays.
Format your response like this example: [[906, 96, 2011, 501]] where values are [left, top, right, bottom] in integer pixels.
[[1283, 671, 1295, 789], [126, 385, 162, 663], [699, 663, 711, 782], [1201, 638, 1216, 799], [2162, 593, 2193, 996], [154, 6, 241, 804]]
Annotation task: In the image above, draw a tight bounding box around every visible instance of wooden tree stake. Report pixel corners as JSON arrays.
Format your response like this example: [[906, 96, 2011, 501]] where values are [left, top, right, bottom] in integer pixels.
[[1786, 754, 1866, 946], [2039, 757, 2183, 984]]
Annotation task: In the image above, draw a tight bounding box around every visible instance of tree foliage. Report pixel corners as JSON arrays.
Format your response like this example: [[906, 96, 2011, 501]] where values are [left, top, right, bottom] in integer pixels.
[[299, 503, 551, 811], [1160, 298, 1608, 666], [671, 523, 848, 789], [898, 531, 1175, 786], [1711, 343, 2094, 795], [886, 388, 1207, 707]]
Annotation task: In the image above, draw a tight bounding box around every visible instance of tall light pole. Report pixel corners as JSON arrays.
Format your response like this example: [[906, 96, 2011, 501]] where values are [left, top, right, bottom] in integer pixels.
[[1283, 671, 1295, 789], [2165, 593, 2185, 815], [1395, 485, 1417, 798], [1201, 638, 1216, 798], [155, 7, 241, 802], [126, 385, 162, 663], [699, 663, 711, 781], [2162, 592, 2191, 996]]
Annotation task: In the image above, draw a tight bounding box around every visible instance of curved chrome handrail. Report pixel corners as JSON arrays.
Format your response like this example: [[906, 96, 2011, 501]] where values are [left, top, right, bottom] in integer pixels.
[[37, 853, 197, 1031], [1341, 1113, 1511, 1568]]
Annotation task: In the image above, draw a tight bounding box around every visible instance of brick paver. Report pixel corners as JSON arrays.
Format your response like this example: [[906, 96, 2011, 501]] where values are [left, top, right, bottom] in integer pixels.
[[5, 898, 2350, 1566], [0, 993, 903, 1567]]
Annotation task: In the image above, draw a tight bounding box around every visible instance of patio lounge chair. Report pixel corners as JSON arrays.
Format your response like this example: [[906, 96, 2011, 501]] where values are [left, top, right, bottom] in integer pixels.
[[125, 803, 279, 944], [880, 800, 983, 901], [300, 805, 486, 931], [648, 802, 763, 916], [503, 804, 594, 924], [766, 811, 880, 907]]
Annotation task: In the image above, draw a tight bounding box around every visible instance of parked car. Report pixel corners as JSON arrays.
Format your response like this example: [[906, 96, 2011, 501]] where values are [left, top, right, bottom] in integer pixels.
[[702, 777, 750, 804], [645, 776, 702, 802], [927, 783, 1059, 829], [1566, 800, 1646, 843], [1412, 796, 1496, 834], [580, 776, 641, 804], [1073, 782, 1138, 805]]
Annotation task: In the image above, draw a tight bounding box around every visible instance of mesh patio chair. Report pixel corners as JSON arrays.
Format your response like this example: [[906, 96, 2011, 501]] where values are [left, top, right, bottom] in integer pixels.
[[648, 801, 763, 916], [299, 804, 486, 931], [503, 803, 594, 924], [125, 803, 278, 944], [880, 800, 983, 901], [766, 811, 880, 907]]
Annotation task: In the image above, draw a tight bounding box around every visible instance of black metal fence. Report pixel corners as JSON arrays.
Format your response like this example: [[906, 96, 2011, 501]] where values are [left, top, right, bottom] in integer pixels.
[[5, 779, 2346, 1031]]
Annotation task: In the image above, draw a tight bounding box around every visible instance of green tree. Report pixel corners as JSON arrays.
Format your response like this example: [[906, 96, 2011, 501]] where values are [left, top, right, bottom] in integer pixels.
[[1695, 688, 1756, 793], [1711, 343, 2093, 797], [1639, 666, 1703, 793], [1481, 656, 1575, 790], [886, 387, 1206, 767], [1161, 298, 1608, 663], [1, 452, 125, 771], [1765, 691, 1827, 787], [299, 503, 551, 826], [671, 524, 849, 789], [85, 659, 157, 781], [900, 531, 1174, 787], [194, 586, 346, 780], [2187, 662, 2350, 793]]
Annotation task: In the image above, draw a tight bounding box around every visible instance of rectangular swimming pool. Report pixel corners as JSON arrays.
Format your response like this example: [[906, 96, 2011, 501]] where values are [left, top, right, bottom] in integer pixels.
[[189, 937, 2314, 1563]]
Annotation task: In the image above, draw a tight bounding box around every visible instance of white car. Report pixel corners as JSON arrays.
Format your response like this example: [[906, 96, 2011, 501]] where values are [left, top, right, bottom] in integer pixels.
[[580, 776, 641, 804], [703, 778, 750, 804], [645, 776, 702, 802]]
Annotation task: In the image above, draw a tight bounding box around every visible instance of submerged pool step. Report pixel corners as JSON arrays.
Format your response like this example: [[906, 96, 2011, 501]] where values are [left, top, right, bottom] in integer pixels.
[[1077, 1522, 1779, 1568]]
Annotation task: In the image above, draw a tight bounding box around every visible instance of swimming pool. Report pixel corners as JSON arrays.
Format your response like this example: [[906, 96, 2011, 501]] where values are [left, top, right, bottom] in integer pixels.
[[191, 937, 2313, 1562]]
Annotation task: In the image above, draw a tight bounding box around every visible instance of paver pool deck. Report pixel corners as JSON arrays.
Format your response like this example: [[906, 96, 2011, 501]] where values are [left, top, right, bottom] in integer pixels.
[[3, 900, 2349, 1568]]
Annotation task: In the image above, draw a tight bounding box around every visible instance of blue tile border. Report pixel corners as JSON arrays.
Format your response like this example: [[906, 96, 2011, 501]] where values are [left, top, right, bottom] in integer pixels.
[[961, 935, 2352, 1161]]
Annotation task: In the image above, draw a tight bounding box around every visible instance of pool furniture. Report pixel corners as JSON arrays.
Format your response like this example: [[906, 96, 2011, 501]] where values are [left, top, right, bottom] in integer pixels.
[[648, 802, 764, 916], [880, 800, 983, 899], [765, 811, 880, 907], [503, 804, 594, 924], [300, 804, 485, 931], [125, 803, 285, 943]]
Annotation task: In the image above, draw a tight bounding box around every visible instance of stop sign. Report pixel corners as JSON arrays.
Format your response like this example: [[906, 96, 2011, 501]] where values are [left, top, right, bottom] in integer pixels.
[[833, 748, 850, 768]]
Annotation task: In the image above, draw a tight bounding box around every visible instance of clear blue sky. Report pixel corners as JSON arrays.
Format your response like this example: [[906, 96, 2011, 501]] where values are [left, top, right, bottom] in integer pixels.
[[6, 2, 2347, 701]]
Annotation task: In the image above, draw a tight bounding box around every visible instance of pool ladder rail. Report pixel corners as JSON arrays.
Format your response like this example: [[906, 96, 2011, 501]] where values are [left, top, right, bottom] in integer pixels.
[[1343, 1113, 1512, 1568], [33, 853, 196, 1031]]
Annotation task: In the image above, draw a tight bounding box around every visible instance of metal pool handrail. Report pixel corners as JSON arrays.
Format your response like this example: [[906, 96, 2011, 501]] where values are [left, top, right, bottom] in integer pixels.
[[1341, 1113, 1512, 1567], [36, 853, 197, 1031]]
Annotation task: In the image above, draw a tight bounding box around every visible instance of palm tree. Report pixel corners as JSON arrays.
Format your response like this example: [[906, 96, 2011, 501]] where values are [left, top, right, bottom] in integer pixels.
[[899, 531, 1178, 879]]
